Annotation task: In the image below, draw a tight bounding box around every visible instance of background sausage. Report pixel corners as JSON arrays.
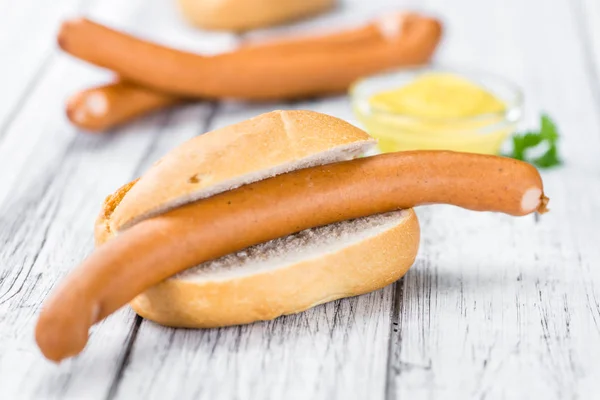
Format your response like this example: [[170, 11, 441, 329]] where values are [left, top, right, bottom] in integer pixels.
[[35, 151, 547, 362], [66, 81, 179, 132], [56, 14, 442, 100], [63, 15, 396, 132]]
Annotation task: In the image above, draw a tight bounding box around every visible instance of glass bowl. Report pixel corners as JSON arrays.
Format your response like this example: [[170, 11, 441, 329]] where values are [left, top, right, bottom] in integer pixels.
[[349, 66, 523, 155]]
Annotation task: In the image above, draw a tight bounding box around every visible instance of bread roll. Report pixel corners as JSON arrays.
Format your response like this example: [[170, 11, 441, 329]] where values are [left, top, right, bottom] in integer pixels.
[[176, 0, 336, 31], [93, 109, 418, 328]]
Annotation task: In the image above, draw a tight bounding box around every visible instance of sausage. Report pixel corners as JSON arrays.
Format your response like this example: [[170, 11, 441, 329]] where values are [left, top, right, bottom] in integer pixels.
[[66, 81, 179, 132], [61, 13, 442, 131], [35, 151, 547, 362], [56, 13, 442, 100], [64, 18, 388, 132], [62, 14, 398, 132]]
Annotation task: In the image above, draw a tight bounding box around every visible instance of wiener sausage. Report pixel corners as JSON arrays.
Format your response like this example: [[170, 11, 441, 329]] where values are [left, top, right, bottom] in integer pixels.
[[66, 81, 179, 132], [35, 151, 547, 362], [56, 13, 442, 100], [64, 14, 406, 132]]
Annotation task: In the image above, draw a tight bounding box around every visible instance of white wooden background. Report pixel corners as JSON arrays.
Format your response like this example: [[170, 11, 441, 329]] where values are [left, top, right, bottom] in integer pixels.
[[1, 0, 599, 398]]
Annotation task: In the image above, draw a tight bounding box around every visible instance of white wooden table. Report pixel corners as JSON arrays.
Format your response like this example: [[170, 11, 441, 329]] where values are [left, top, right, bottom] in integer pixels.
[[1, 0, 599, 398]]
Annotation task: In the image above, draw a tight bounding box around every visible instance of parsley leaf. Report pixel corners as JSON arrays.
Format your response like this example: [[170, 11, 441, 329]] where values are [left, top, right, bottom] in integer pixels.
[[540, 115, 559, 142], [503, 113, 562, 169], [532, 145, 561, 168]]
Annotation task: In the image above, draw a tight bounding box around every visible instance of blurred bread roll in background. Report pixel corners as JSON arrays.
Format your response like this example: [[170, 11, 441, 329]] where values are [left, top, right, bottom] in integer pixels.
[[176, 0, 336, 31]]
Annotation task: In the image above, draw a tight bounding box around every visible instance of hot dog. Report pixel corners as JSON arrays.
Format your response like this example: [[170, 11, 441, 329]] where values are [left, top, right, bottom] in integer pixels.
[[34, 110, 547, 362], [36, 151, 546, 362], [66, 81, 179, 132], [57, 13, 442, 100]]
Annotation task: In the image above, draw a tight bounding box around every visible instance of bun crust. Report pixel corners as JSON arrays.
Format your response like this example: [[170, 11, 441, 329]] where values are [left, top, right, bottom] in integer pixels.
[[177, 0, 336, 31], [109, 110, 375, 232], [93, 109, 418, 328]]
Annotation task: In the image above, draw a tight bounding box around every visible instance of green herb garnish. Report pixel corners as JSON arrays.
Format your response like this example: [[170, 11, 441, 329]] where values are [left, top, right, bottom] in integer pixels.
[[503, 113, 562, 169]]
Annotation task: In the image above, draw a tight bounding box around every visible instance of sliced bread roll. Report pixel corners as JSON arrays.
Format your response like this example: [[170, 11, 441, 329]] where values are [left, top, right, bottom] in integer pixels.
[[107, 209, 419, 328], [95, 109, 418, 328]]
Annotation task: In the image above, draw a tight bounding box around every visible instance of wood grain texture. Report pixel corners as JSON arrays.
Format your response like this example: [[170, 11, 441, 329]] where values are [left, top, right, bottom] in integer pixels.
[[0, 0, 217, 398], [0, 0, 89, 141], [576, 0, 600, 113], [386, 0, 600, 398], [0, 0, 599, 398]]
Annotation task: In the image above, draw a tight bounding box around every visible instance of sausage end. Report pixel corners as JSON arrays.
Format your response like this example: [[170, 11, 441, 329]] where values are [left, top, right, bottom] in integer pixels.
[[65, 90, 108, 133], [537, 194, 550, 214], [520, 187, 550, 216]]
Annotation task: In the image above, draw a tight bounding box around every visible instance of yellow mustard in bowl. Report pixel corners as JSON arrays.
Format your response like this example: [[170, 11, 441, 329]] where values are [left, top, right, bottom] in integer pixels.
[[350, 68, 523, 154]]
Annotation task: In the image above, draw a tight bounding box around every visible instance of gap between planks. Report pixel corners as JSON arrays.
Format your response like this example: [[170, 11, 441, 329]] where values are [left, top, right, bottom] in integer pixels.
[[385, 279, 405, 400], [570, 0, 600, 117], [105, 316, 143, 400], [104, 101, 221, 398]]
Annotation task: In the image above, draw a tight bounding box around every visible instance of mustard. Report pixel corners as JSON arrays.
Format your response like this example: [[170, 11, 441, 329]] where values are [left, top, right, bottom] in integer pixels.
[[369, 73, 505, 118], [353, 72, 517, 154]]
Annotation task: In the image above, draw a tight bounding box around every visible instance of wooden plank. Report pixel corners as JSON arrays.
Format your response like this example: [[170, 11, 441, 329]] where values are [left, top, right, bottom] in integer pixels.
[[385, 0, 600, 398], [576, 0, 600, 108], [0, 56, 171, 400], [0, 0, 223, 398], [118, 289, 394, 400], [0, 0, 88, 139], [389, 175, 600, 398]]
